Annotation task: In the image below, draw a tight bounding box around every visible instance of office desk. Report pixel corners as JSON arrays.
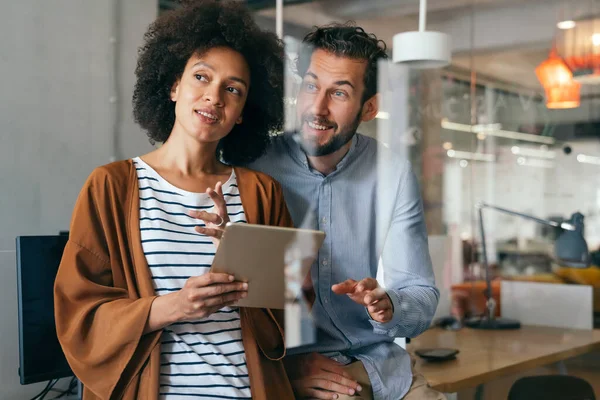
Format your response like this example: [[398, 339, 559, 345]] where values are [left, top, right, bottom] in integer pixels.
[[408, 326, 600, 393]]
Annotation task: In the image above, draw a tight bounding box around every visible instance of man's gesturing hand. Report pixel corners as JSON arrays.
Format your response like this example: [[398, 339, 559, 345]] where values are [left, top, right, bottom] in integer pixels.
[[332, 278, 394, 323]]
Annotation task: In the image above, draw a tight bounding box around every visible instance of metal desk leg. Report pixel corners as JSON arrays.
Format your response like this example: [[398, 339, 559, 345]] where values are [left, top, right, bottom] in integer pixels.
[[557, 360, 568, 375], [474, 384, 484, 400]]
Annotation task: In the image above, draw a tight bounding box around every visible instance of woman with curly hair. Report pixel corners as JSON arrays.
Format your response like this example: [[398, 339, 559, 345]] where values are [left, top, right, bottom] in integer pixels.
[[53, 1, 294, 399]]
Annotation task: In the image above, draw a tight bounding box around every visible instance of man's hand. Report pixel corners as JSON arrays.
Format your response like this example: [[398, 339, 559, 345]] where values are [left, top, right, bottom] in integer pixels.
[[331, 278, 394, 323], [284, 353, 361, 399]]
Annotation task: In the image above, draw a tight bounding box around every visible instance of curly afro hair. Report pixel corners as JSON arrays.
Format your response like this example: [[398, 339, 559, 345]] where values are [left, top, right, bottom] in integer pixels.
[[133, 0, 284, 165]]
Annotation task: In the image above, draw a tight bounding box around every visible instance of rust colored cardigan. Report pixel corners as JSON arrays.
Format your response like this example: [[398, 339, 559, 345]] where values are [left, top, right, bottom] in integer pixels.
[[54, 160, 295, 399]]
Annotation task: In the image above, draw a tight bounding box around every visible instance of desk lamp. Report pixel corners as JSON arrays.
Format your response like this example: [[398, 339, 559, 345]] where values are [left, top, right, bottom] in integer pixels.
[[465, 202, 590, 330]]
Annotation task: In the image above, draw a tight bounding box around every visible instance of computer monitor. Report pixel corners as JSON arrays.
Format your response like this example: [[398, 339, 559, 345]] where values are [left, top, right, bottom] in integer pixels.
[[16, 234, 73, 385]]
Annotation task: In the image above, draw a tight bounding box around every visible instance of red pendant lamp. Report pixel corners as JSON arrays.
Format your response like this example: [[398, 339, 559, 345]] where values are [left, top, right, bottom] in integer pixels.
[[535, 48, 581, 109]]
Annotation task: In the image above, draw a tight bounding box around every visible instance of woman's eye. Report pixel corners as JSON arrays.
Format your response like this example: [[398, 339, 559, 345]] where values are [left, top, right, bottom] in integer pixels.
[[195, 74, 208, 82]]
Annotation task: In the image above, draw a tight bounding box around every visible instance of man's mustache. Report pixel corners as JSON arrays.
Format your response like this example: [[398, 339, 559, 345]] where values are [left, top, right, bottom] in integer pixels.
[[301, 115, 337, 130]]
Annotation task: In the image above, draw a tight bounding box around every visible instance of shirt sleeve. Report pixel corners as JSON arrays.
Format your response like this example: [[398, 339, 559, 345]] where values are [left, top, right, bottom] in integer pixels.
[[368, 162, 440, 338]]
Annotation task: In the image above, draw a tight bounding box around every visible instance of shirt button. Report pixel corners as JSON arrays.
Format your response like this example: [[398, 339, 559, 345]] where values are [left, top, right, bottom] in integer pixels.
[[324, 298, 329, 303], [321, 217, 328, 224], [322, 259, 328, 266]]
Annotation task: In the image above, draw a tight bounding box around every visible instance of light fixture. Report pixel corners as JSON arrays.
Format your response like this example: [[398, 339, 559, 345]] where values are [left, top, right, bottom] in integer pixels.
[[441, 119, 556, 145], [466, 203, 590, 330], [393, 0, 451, 69], [516, 157, 555, 169], [511, 146, 556, 159], [535, 49, 581, 109], [472, 123, 502, 133], [544, 83, 581, 108], [557, 20, 576, 30], [442, 142, 453, 150], [557, 17, 600, 84], [577, 153, 600, 165], [446, 149, 495, 162]]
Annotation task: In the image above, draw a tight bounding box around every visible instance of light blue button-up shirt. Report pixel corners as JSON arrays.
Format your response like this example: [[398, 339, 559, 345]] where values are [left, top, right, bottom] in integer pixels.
[[249, 133, 439, 400]]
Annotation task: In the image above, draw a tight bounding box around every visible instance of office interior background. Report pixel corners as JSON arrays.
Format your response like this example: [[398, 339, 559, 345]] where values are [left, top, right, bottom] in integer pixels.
[[1, 0, 600, 399]]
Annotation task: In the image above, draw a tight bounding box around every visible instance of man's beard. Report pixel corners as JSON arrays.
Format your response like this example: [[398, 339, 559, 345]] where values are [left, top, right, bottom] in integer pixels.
[[297, 111, 362, 157]]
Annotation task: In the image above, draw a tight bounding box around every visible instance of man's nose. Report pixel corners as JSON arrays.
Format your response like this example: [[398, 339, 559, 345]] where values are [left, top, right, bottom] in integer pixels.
[[308, 91, 329, 117]]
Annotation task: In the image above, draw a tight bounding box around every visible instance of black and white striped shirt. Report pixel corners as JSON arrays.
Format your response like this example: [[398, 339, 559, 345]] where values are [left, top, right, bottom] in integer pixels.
[[134, 157, 251, 399]]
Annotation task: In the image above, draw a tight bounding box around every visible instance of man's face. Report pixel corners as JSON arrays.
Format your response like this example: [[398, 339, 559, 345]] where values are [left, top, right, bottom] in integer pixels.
[[296, 49, 376, 156]]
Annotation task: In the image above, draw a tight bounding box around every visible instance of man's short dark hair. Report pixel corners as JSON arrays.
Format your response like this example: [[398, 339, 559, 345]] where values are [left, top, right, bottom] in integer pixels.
[[298, 23, 388, 103], [133, 0, 284, 165]]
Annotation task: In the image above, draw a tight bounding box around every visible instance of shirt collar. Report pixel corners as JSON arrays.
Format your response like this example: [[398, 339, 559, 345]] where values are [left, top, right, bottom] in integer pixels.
[[284, 133, 361, 175]]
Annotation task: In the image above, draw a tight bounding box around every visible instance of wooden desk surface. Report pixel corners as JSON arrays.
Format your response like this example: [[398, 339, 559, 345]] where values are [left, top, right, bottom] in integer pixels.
[[408, 326, 600, 393]]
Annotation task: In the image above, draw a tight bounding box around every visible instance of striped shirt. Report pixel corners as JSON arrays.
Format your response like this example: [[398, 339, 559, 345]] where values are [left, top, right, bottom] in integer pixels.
[[133, 157, 251, 400]]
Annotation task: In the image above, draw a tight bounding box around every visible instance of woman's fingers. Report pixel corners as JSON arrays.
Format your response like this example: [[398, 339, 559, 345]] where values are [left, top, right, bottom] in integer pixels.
[[189, 211, 224, 226], [179, 274, 248, 319], [206, 182, 228, 222], [189, 181, 230, 243], [190, 281, 248, 299], [189, 272, 234, 287], [203, 290, 248, 308], [188, 182, 230, 247], [188, 291, 247, 314], [195, 226, 223, 239]]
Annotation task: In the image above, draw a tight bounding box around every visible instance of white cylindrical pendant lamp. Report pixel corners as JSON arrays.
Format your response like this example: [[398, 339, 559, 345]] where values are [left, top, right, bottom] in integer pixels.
[[393, 0, 451, 69]]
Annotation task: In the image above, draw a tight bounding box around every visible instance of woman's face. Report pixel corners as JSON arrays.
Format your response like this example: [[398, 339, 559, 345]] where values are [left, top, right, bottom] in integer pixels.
[[170, 47, 250, 144]]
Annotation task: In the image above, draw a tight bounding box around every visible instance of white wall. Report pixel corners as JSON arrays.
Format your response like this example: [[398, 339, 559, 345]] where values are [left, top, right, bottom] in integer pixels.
[[544, 141, 600, 249], [0, 1, 156, 398], [444, 140, 600, 256]]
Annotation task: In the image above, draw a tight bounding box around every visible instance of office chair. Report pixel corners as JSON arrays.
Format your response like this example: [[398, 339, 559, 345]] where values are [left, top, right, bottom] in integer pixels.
[[508, 375, 596, 400]]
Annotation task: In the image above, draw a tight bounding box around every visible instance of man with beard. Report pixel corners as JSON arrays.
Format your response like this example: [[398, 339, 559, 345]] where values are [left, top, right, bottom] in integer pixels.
[[249, 24, 443, 400]]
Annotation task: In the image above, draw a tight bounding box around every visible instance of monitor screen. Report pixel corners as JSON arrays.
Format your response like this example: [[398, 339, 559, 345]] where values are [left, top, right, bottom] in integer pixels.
[[16, 235, 73, 385]]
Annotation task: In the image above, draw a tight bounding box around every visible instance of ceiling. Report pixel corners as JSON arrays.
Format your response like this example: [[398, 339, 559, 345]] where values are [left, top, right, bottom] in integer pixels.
[[161, 0, 600, 132], [316, 0, 527, 20], [452, 48, 548, 91], [265, 0, 600, 118], [159, 0, 314, 12]]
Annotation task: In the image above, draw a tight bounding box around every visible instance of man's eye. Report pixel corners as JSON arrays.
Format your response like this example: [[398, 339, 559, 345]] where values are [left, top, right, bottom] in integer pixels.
[[195, 74, 208, 82], [227, 87, 241, 95], [304, 82, 317, 92]]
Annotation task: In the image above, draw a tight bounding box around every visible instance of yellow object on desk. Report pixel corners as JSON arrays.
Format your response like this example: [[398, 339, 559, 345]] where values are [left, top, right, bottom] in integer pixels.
[[506, 273, 564, 284], [408, 326, 600, 393], [554, 265, 600, 287]]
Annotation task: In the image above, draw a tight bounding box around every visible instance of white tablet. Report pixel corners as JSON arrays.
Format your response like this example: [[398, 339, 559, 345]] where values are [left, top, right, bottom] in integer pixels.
[[210, 223, 325, 309]]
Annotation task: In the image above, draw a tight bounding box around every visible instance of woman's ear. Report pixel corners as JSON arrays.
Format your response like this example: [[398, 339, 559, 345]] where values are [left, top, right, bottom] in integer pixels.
[[170, 80, 180, 102], [360, 94, 379, 122]]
